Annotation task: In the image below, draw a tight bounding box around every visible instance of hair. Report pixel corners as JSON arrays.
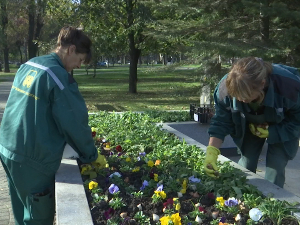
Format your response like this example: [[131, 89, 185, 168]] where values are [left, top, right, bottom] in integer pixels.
[[226, 57, 273, 103], [56, 26, 92, 64]]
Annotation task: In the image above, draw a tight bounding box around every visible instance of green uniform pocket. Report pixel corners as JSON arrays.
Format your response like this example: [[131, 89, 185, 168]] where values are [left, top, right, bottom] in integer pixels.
[[29, 188, 55, 220]]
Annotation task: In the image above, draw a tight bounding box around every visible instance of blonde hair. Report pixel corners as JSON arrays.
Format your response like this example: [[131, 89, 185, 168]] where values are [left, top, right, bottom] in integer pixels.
[[226, 57, 272, 103], [56, 26, 92, 64]]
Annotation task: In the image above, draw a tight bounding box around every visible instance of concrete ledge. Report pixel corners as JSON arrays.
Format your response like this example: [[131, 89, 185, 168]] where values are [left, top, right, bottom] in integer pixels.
[[55, 159, 93, 225]]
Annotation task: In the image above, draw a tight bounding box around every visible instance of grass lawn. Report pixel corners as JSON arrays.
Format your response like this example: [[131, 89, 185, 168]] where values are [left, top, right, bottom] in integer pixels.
[[75, 65, 202, 112], [0, 64, 205, 112]]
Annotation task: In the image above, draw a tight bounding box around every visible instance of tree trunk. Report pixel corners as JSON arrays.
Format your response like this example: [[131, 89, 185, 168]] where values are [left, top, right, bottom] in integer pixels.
[[3, 46, 9, 72], [260, 0, 270, 42], [128, 31, 141, 93], [1, 0, 9, 72], [27, 0, 44, 59], [28, 0, 35, 59]]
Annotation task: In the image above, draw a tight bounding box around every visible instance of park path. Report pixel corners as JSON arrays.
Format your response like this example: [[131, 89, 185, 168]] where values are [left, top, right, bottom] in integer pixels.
[[0, 77, 14, 225]]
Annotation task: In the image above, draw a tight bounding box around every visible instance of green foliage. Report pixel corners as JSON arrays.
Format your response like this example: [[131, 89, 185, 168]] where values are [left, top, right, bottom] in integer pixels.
[[259, 198, 300, 225]]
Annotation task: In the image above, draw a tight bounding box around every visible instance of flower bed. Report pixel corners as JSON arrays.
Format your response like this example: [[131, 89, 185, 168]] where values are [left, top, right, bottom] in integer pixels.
[[80, 111, 299, 225]]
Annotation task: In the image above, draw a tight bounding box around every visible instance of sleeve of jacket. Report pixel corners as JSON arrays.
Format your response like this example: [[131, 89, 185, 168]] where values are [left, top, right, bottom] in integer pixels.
[[208, 77, 236, 140], [51, 83, 98, 163]]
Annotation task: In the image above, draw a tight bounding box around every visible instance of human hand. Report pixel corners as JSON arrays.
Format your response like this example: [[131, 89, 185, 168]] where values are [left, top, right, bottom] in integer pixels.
[[204, 146, 220, 178], [249, 123, 269, 138], [91, 152, 108, 169]]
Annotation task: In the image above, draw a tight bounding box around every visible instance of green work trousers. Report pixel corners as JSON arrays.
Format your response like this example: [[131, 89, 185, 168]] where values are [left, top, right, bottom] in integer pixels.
[[237, 127, 295, 188], [0, 153, 55, 225]]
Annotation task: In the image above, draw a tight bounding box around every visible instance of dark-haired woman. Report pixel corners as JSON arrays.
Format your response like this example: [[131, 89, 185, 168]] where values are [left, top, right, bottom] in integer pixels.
[[0, 26, 98, 224]]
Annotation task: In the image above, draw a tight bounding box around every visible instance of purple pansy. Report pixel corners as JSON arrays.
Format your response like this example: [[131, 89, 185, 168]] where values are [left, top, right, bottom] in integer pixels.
[[139, 152, 146, 156], [156, 184, 163, 191], [104, 208, 115, 219], [108, 184, 119, 194], [188, 175, 201, 183], [140, 180, 149, 191], [225, 197, 239, 207]]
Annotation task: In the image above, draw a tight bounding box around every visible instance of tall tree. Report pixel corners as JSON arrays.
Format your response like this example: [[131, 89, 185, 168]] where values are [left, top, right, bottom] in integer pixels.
[[27, 0, 47, 59], [0, 0, 9, 72], [80, 0, 153, 93]]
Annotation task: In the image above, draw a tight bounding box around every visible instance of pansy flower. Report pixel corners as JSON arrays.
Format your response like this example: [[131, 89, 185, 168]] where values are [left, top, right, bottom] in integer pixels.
[[224, 197, 239, 207], [155, 159, 161, 166], [108, 184, 119, 194], [154, 190, 167, 199], [249, 208, 263, 222], [198, 206, 206, 212], [154, 173, 158, 181], [88, 181, 98, 190], [216, 197, 225, 206], [104, 208, 115, 220], [132, 167, 140, 172], [139, 152, 146, 156], [163, 198, 174, 208], [157, 184, 163, 191], [207, 192, 215, 199], [125, 157, 131, 162], [115, 145, 122, 152], [188, 175, 201, 183], [140, 180, 149, 191], [148, 160, 154, 167]]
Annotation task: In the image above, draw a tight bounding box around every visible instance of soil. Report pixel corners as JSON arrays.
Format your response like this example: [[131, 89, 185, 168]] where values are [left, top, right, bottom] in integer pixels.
[[80, 146, 299, 225]]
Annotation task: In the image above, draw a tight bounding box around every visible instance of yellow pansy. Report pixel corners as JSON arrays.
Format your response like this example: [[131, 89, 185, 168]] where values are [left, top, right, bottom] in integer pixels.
[[182, 179, 188, 189], [155, 159, 161, 166], [88, 181, 98, 190], [154, 190, 167, 199], [126, 157, 131, 162], [132, 167, 140, 172], [216, 196, 225, 206], [159, 215, 172, 225], [171, 213, 182, 225], [154, 173, 158, 181], [147, 160, 154, 167], [180, 188, 186, 194], [175, 203, 181, 211]]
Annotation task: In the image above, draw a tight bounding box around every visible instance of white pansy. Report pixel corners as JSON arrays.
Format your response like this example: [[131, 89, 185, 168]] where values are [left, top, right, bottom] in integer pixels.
[[137, 204, 142, 211], [152, 214, 160, 221], [195, 215, 202, 223], [109, 172, 122, 178], [177, 192, 183, 198], [249, 208, 263, 222]]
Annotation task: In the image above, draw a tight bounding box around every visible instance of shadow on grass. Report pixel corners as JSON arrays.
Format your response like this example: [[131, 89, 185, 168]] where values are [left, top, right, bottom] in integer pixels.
[[95, 104, 127, 111]]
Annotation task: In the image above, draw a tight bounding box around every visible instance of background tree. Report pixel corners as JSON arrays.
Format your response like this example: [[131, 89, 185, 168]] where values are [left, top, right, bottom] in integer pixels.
[[0, 0, 9, 72]]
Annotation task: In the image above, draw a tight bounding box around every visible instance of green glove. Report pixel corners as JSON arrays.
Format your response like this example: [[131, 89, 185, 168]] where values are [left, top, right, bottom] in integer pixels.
[[204, 146, 220, 178], [91, 152, 108, 169], [249, 123, 269, 138]]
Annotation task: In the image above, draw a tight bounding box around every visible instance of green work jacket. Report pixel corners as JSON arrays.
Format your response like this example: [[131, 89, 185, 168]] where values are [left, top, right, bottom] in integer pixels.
[[0, 53, 97, 176], [208, 64, 300, 159]]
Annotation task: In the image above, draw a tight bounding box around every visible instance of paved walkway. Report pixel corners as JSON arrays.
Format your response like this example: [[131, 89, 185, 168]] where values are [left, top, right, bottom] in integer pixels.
[[0, 77, 14, 225]]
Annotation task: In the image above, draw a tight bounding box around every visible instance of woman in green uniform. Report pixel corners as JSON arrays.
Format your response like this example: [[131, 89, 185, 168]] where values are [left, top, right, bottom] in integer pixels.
[[204, 57, 300, 188], [0, 26, 99, 224]]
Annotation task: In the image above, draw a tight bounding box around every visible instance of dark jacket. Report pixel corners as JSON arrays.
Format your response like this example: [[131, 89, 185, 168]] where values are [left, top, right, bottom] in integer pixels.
[[208, 64, 300, 158]]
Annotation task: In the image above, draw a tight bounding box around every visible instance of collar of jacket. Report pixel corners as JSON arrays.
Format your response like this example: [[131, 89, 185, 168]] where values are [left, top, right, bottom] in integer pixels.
[[50, 52, 65, 69]]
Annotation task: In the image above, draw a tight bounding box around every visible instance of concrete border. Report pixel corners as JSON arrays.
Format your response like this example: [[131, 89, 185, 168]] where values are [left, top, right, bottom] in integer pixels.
[[55, 123, 300, 224], [55, 159, 93, 225]]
